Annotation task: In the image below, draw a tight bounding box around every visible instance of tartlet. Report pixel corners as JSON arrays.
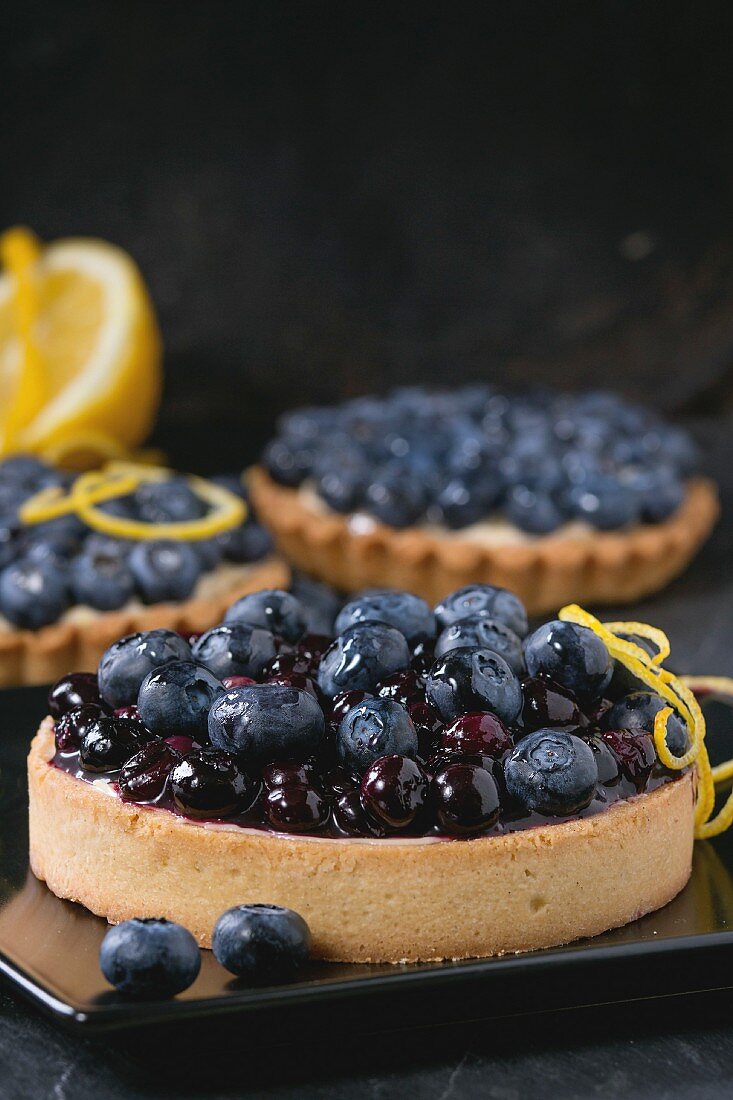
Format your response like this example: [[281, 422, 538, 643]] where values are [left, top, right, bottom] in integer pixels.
[[28, 583, 728, 963]]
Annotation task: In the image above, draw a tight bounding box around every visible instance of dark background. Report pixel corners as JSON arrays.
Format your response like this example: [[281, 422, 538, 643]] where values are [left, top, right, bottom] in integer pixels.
[[5, 1, 733, 470]]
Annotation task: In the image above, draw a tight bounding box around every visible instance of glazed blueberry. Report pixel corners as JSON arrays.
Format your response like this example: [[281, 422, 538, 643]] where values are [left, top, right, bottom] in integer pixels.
[[323, 765, 360, 796], [0, 558, 69, 628], [169, 748, 251, 818], [520, 676, 582, 730], [98, 629, 192, 709], [360, 755, 429, 829], [408, 699, 444, 759], [137, 661, 224, 739], [504, 730, 598, 815], [69, 544, 135, 611], [224, 588, 307, 644], [337, 697, 418, 774], [212, 904, 311, 980], [79, 715, 149, 773], [128, 540, 202, 603], [410, 638, 436, 674], [295, 632, 334, 665], [100, 918, 200, 998], [335, 590, 436, 645], [440, 712, 513, 759], [426, 648, 522, 725], [55, 703, 103, 753], [118, 741, 180, 802], [601, 729, 656, 791], [327, 689, 373, 727], [208, 684, 325, 766], [434, 615, 525, 675], [289, 573, 343, 635], [192, 623, 277, 681], [222, 675, 256, 690], [377, 668, 425, 708], [432, 762, 501, 835], [265, 784, 328, 832], [434, 584, 528, 638], [523, 620, 612, 704], [579, 733, 622, 786], [604, 691, 689, 757], [48, 672, 102, 719], [317, 623, 410, 696], [332, 789, 385, 837], [262, 761, 316, 790], [217, 521, 272, 563]]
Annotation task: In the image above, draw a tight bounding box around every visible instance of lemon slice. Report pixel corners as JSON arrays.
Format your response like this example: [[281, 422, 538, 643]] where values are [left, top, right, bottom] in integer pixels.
[[0, 228, 162, 466]]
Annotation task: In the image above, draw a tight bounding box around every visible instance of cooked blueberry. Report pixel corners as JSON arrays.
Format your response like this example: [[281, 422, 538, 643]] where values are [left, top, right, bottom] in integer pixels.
[[217, 521, 272, 563], [323, 765, 360, 796], [521, 676, 582, 730], [377, 668, 425, 708], [267, 670, 319, 699], [434, 584, 528, 638], [128, 540, 202, 603], [212, 904, 311, 980], [169, 748, 251, 818], [337, 697, 418, 773], [192, 623, 277, 681], [332, 789, 385, 837], [601, 729, 656, 791], [100, 918, 200, 998], [55, 703, 104, 753], [69, 544, 135, 611], [408, 699, 444, 759], [119, 741, 180, 802], [295, 632, 334, 666], [579, 733, 621, 786], [224, 588, 307, 644], [262, 761, 316, 790], [335, 590, 435, 645], [137, 660, 224, 738], [208, 683, 325, 766], [98, 629, 192, 709], [434, 615, 525, 675], [265, 784, 328, 832], [523, 620, 612, 704], [79, 715, 148, 773], [504, 729, 598, 815], [426, 647, 522, 725], [48, 672, 102, 719], [326, 689, 373, 727], [440, 711, 513, 759], [317, 623, 410, 696], [432, 762, 501, 835], [0, 558, 69, 628], [360, 754, 429, 829], [604, 691, 689, 756]]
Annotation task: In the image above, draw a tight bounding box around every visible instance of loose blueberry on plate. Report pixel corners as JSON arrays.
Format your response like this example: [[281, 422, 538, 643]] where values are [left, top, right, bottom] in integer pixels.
[[604, 691, 689, 757], [98, 629, 193, 709], [137, 660, 225, 739], [317, 622, 410, 696], [225, 588, 307, 644], [504, 729, 599, 815], [434, 584, 529, 638], [118, 741, 181, 802], [208, 683, 325, 766], [212, 904, 311, 981], [48, 672, 103, 719], [169, 748, 252, 818], [128, 539, 202, 603], [434, 615, 525, 675], [432, 762, 501, 835], [79, 715, 150, 773], [360, 754, 429, 829], [337, 697, 418, 774], [100, 918, 200, 998], [523, 620, 613, 704], [335, 589, 436, 646], [426, 647, 522, 725], [192, 623, 277, 681]]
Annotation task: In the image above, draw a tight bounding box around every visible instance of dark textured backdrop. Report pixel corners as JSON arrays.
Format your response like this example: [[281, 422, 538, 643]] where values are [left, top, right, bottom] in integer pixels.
[[4, 1, 733, 471]]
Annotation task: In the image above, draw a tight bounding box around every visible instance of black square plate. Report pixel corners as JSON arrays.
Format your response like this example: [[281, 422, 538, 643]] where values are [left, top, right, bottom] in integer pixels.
[[2, 686, 733, 1032]]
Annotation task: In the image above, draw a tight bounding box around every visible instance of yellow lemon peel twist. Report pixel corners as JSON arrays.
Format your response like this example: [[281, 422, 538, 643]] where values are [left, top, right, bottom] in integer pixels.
[[559, 604, 733, 840]]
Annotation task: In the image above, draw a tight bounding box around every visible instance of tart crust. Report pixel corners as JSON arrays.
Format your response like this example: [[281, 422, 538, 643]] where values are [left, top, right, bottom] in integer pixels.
[[249, 467, 719, 613], [0, 557, 289, 688], [28, 722, 694, 963]]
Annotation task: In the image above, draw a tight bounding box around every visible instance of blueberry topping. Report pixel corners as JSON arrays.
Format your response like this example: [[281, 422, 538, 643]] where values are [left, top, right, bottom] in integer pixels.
[[118, 741, 180, 802], [265, 784, 329, 832], [434, 615, 525, 675], [326, 689, 373, 727], [98, 629, 192, 709], [317, 623, 410, 696], [69, 543, 135, 611], [604, 691, 689, 756], [48, 672, 102, 719], [432, 762, 501, 835], [376, 668, 426, 708], [504, 730, 598, 816], [137, 661, 224, 739], [212, 904, 311, 980], [579, 733, 622, 786], [208, 683, 325, 766], [337, 697, 418, 774], [217, 521, 273, 563], [521, 676, 582, 730], [0, 558, 69, 628], [335, 589, 436, 645], [440, 711, 513, 759], [79, 715, 149, 773], [600, 729, 656, 791], [134, 478, 207, 524], [332, 789, 385, 837], [524, 620, 613, 704], [426, 647, 522, 725], [262, 761, 316, 790], [434, 584, 529, 638], [224, 588, 306, 644], [128, 540, 202, 604], [55, 703, 104, 753], [100, 918, 200, 998], [192, 623, 277, 681], [360, 755, 429, 829], [169, 748, 252, 818]]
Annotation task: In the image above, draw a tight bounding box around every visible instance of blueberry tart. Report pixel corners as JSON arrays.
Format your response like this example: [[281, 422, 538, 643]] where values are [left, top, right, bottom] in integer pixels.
[[0, 458, 288, 686], [249, 386, 718, 611], [28, 583, 732, 962]]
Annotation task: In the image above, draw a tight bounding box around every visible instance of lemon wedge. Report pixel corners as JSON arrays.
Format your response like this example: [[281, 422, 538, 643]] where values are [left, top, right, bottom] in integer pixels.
[[0, 228, 162, 466]]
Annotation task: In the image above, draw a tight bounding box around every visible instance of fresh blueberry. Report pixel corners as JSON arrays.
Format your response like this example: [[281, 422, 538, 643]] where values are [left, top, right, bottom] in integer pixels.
[[208, 683, 325, 766], [210, 473, 248, 499], [360, 754, 429, 828], [79, 715, 149, 773], [426, 648, 522, 725], [317, 623, 410, 696], [137, 660, 225, 738], [262, 438, 315, 486], [134, 478, 207, 524], [225, 588, 306, 644], [337, 697, 418, 773], [0, 454, 50, 488], [212, 904, 311, 980], [524, 620, 612, 704], [169, 748, 252, 818], [434, 584, 528, 638], [0, 558, 69, 628], [119, 740, 181, 802], [505, 485, 565, 534], [217, 521, 272, 563], [432, 762, 501, 835], [363, 467, 428, 528], [564, 473, 641, 530], [289, 572, 343, 635], [504, 730, 598, 815], [98, 629, 193, 709], [193, 537, 224, 570], [128, 540, 202, 603], [192, 624, 277, 681], [335, 589, 435, 645], [100, 918, 200, 998], [434, 615, 524, 675], [604, 691, 689, 756], [69, 543, 135, 611], [48, 672, 102, 718]]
